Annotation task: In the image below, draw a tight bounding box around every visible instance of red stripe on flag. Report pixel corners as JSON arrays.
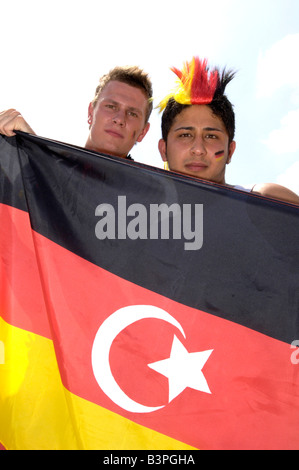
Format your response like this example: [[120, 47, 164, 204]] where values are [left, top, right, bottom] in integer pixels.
[[0, 204, 51, 338], [29, 229, 299, 450]]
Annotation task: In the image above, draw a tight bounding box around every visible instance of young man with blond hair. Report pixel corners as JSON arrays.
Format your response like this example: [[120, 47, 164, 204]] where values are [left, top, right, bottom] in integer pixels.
[[0, 65, 153, 159]]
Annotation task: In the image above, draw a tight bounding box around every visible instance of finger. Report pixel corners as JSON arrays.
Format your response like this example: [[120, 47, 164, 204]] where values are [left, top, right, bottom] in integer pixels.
[[0, 109, 34, 136]]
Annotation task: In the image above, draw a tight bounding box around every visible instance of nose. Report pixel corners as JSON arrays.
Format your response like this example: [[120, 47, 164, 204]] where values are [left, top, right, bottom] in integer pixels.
[[191, 136, 206, 156], [112, 109, 126, 127]]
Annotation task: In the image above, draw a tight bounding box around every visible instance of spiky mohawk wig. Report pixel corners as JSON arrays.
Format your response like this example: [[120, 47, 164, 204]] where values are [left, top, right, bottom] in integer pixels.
[[158, 56, 235, 111], [159, 57, 236, 143]]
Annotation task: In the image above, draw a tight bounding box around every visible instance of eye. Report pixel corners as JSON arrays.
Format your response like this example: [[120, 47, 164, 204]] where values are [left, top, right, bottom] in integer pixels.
[[178, 132, 192, 138], [128, 110, 139, 118], [205, 134, 217, 139]]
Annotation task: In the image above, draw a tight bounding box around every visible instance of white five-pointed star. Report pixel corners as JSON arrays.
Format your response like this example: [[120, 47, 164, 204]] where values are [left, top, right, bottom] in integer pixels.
[[148, 335, 213, 402]]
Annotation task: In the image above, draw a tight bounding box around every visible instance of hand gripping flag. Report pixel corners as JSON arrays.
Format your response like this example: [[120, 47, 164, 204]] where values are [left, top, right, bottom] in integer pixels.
[[0, 132, 299, 450]]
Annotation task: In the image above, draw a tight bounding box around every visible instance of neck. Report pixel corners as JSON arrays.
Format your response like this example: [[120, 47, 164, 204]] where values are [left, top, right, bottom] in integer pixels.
[[84, 137, 126, 159]]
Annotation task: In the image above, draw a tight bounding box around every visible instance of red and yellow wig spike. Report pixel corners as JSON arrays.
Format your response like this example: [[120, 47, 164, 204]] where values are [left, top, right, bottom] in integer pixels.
[[158, 57, 219, 111]]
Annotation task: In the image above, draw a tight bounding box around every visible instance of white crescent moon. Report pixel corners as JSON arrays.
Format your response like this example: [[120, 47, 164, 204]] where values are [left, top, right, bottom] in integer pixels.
[[91, 305, 185, 413]]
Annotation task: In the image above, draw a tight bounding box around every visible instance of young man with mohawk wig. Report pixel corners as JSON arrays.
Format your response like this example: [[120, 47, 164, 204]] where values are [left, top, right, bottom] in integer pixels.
[[158, 57, 299, 205]]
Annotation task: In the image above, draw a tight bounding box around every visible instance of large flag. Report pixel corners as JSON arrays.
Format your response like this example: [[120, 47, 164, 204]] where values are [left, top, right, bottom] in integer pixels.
[[0, 131, 299, 450]]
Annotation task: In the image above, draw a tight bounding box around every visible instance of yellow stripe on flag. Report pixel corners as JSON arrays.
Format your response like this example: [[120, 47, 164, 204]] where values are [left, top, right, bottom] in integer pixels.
[[0, 317, 195, 450]]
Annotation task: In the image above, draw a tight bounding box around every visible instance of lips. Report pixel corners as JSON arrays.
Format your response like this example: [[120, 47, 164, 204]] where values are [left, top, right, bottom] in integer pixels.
[[105, 129, 124, 139], [185, 162, 208, 172]]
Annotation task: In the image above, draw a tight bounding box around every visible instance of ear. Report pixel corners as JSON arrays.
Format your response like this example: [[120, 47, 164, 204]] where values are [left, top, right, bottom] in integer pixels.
[[227, 140, 236, 164], [88, 102, 94, 126], [158, 139, 167, 162], [136, 122, 150, 143]]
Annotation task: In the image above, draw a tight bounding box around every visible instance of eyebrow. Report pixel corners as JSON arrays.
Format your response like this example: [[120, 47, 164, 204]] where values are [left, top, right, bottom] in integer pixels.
[[103, 98, 141, 114], [128, 106, 141, 114], [173, 126, 224, 133], [173, 126, 194, 132]]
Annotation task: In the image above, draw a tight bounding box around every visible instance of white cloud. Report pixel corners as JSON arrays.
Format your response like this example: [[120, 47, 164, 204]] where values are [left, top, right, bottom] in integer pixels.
[[256, 33, 299, 99], [262, 108, 299, 154], [276, 161, 299, 194]]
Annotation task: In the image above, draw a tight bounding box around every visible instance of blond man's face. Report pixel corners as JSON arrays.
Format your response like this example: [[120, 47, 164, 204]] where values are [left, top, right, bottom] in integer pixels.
[[87, 80, 150, 158]]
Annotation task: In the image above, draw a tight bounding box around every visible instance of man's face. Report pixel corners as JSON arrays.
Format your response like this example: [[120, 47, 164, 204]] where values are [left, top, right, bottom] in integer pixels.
[[87, 80, 150, 158], [159, 105, 236, 184]]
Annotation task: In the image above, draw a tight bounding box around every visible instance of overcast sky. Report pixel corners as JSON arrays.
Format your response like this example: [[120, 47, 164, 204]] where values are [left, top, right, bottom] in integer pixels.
[[1, 0, 299, 193]]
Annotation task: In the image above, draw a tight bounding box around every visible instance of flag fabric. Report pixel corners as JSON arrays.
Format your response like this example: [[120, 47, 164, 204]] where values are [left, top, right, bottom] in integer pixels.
[[0, 131, 299, 450]]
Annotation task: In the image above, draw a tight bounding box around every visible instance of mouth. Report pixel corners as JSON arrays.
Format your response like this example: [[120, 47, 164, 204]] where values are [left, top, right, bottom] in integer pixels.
[[105, 129, 124, 139], [185, 162, 208, 172]]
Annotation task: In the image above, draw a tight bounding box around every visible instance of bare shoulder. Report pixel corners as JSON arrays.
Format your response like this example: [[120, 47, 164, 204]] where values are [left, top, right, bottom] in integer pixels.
[[252, 183, 299, 205]]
